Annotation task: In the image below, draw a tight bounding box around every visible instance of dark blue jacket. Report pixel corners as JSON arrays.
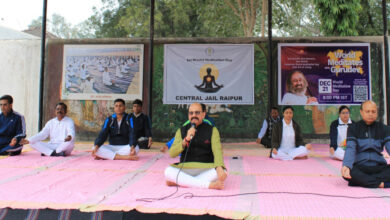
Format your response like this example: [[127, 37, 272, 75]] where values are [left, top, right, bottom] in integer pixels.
[[343, 120, 390, 169], [0, 110, 26, 147], [129, 113, 152, 145], [94, 113, 135, 147]]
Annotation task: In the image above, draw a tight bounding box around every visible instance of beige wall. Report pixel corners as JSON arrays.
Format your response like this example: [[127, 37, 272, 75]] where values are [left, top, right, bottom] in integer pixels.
[[0, 39, 41, 136]]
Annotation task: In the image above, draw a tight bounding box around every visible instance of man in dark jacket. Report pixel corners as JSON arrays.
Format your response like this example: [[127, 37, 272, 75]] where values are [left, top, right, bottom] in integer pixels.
[[256, 107, 280, 148], [342, 100, 390, 188], [0, 95, 26, 156], [129, 99, 152, 149], [92, 99, 137, 160]]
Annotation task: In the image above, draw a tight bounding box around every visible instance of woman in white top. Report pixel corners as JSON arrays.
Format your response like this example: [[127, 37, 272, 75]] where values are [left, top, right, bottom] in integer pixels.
[[271, 106, 312, 160], [329, 106, 354, 160]]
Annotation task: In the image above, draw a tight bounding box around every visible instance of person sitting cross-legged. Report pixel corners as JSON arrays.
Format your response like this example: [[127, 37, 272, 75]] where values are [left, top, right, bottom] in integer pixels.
[[342, 100, 390, 188], [21, 102, 75, 156], [92, 99, 138, 160], [164, 102, 227, 190], [270, 106, 312, 160]]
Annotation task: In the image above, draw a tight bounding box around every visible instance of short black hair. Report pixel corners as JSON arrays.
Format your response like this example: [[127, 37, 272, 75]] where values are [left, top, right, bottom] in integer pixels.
[[56, 102, 67, 113], [339, 105, 350, 114], [271, 107, 279, 111], [282, 105, 294, 113], [114, 98, 125, 105], [133, 99, 143, 106], [0, 95, 13, 104], [201, 103, 207, 112]]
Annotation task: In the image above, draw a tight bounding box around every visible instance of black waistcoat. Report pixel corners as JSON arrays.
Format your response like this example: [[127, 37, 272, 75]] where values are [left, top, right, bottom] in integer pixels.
[[180, 122, 214, 163]]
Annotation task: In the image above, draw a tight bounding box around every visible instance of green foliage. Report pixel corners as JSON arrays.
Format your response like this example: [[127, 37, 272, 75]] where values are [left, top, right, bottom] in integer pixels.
[[90, 0, 243, 38], [356, 0, 387, 36], [28, 14, 95, 39], [314, 0, 362, 36], [272, 0, 321, 36]]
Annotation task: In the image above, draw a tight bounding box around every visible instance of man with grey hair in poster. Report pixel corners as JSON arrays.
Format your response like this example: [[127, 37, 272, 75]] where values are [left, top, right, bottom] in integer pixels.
[[281, 70, 318, 105]]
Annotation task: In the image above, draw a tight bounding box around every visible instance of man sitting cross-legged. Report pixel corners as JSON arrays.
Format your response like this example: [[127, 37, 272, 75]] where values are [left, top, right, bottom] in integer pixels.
[[92, 99, 138, 160], [342, 100, 390, 188], [164, 102, 227, 190], [21, 102, 75, 156]]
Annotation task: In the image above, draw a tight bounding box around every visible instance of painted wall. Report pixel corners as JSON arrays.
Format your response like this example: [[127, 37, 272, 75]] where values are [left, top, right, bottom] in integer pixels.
[[0, 39, 41, 137]]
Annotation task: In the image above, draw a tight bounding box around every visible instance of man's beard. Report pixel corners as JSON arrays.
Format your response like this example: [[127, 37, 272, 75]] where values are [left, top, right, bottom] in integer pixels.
[[291, 85, 306, 95]]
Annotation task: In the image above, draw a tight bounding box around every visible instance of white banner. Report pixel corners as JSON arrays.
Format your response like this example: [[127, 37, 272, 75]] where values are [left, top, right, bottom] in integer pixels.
[[164, 44, 254, 104]]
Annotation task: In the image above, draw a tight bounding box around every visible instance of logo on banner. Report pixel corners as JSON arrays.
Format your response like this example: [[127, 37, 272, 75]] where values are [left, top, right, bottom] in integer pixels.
[[195, 64, 224, 93], [205, 47, 215, 56]]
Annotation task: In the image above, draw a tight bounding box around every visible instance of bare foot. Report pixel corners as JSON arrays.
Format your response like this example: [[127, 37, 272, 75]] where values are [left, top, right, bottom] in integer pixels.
[[216, 167, 227, 182], [379, 182, 385, 188], [209, 180, 224, 190], [295, 156, 308, 160], [94, 155, 105, 160], [130, 148, 136, 156], [330, 148, 335, 155], [166, 181, 178, 187], [160, 146, 168, 153], [129, 155, 139, 161]]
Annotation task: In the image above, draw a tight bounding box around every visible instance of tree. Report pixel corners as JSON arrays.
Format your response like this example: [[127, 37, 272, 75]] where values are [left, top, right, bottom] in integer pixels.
[[27, 13, 95, 39], [223, 0, 261, 37], [90, 0, 243, 38], [356, 0, 387, 36], [313, 0, 362, 36], [272, 0, 321, 37]]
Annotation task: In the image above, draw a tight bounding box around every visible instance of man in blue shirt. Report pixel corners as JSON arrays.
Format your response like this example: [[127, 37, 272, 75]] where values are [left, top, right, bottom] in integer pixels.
[[0, 95, 26, 156], [342, 100, 390, 188]]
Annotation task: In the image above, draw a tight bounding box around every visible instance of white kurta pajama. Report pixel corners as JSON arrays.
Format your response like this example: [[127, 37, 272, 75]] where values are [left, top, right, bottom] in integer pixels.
[[28, 116, 75, 156]]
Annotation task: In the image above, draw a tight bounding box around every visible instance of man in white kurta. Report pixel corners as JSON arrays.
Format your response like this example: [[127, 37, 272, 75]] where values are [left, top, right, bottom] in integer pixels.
[[24, 103, 75, 156]]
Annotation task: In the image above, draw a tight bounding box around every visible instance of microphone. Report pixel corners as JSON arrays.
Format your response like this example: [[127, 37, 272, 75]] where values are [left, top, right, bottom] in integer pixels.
[[190, 123, 196, 139]]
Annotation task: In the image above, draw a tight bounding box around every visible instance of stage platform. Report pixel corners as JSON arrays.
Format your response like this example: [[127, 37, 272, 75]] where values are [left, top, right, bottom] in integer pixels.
[[0, 142, 390, 219]]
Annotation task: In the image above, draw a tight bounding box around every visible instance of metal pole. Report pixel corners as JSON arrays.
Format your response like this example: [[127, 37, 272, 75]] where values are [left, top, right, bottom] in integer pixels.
[[267, 0, 273, 112], [148, 0, 155, 119], [38, 0, 48, 130], [383, 0, 390, 124]]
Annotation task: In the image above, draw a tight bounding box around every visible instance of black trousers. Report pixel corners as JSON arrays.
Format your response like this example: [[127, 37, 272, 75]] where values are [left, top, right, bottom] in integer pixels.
[[260, 137, 272, 148], [344, 164, 390, 188]]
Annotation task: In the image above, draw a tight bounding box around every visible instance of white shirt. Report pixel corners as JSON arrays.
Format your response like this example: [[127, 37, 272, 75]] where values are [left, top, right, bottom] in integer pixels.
[[337, 117, 352, 147], [258, 119, 268, 138], [279, 119, 295, 151], [28, 116, 75, 144], [281, 92, 318, 105]]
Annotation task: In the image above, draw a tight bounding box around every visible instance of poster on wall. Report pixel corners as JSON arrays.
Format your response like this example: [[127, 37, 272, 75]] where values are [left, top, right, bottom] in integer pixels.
[[278, 43, 371, 105], [164, 44, 254, 104], [61, 44, 143, 100]]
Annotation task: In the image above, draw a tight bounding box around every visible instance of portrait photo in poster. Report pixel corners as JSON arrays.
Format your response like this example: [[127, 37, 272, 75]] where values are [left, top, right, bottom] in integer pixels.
[[278, 43, 371, 105], [61, 44, 144, 100]]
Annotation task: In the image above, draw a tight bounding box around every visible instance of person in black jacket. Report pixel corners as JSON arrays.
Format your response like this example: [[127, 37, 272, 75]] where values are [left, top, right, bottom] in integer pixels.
[[342, 101, 390, 188], [256, 107, 280, 148], [0, 95, 26, 156], [92, 99, 137, 160], [271, 106, 312, 160], [329, 106, 354, 160], [129, 99, 152, 149]]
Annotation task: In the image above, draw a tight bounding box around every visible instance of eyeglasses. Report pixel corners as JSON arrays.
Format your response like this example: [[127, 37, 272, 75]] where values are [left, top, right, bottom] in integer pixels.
[[340, 112, 350, 115], [188, 111, 201, 116]]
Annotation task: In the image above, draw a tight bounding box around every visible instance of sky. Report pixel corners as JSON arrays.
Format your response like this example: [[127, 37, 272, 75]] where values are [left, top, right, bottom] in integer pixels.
[[0, 0, 103, 31]]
